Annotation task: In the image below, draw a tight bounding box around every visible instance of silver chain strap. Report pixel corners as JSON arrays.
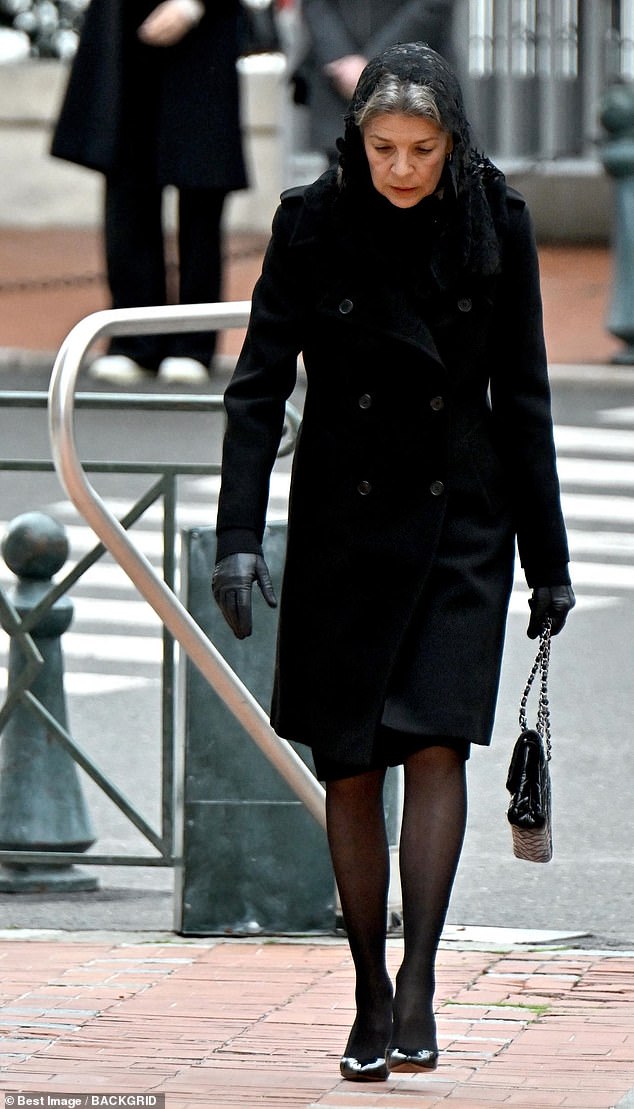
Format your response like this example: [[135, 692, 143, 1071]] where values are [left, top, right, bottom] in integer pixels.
[[518, 618, 552, 760]]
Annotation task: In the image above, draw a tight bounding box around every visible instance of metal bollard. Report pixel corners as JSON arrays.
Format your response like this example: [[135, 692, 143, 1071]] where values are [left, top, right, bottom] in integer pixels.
[[176, 522, 335, 935], [600, 82, 634, 365], [0, 512, 98, 892]]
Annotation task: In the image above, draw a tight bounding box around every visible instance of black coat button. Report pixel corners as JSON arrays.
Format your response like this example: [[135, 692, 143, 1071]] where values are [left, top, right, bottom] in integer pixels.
[[339, 298, 354, 315], [357, 480, 372, 496], [429, 480, 445, 496], [429, 395, 444, 411], [457, 297, 472, 312], [359, 393, 372, 409]]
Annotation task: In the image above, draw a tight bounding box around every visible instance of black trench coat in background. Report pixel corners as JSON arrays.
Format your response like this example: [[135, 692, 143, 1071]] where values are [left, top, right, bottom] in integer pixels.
[[215, 172, 570, 767], [51, 0, 247, 192], [300, 0, 456, 156]]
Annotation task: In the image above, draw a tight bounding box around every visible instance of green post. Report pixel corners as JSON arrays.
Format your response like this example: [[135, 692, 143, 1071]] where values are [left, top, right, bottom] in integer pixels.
[[600, 82, 634, 364], [0, 513, 97, 892], [176, 522, 336, 935]]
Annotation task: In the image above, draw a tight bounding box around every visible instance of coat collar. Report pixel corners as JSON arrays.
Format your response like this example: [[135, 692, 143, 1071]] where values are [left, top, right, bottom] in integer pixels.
[[281, 173, 462, 368]]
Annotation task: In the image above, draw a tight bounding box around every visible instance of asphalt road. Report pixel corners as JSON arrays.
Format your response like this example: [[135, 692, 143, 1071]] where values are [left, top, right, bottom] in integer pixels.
[[0, 360, 632, 947]]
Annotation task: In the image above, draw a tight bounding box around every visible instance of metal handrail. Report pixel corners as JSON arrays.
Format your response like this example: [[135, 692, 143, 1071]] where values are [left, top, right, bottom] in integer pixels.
[[48, 301, 326, 829]]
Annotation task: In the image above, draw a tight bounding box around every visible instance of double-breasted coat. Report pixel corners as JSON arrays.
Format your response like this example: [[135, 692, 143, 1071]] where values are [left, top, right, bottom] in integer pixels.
[[51, 0, 247, 191], [216, 170, 570, 767]]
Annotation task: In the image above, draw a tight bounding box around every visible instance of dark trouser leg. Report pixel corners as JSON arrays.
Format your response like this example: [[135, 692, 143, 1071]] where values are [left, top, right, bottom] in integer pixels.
[[325, 768, 393, 1059], [104, 172, 167, 371], [165, 187, 227, 367], [392, 744, 468, 1051]]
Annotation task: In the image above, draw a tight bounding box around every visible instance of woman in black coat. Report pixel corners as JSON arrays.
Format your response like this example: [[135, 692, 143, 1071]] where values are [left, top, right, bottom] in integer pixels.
[[52, 0, 247, 382], [213, 44, 575, 1082]]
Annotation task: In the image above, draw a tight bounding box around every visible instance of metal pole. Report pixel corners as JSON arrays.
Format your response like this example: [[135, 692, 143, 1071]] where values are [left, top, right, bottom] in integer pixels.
[[600, 82, 634, 363], [48, 303, 326, 829]]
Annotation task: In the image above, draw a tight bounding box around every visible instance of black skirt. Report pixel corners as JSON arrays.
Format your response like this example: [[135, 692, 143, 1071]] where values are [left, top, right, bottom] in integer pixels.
[[313, 727, 470, 782]]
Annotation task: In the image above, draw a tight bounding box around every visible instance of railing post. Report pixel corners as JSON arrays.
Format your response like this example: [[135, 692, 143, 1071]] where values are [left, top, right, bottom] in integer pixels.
[[0, 512, 98, 891], [48, 304, 327, 830], [600, 81, 634, 364]]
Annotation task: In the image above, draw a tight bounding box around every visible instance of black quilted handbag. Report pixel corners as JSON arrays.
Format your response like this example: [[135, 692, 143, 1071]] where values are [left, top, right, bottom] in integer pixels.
[[506, 622, 553, 863]]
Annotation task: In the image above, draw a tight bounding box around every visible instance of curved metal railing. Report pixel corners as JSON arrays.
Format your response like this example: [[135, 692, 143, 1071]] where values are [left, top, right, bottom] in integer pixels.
[[48, 301, 326, 828]]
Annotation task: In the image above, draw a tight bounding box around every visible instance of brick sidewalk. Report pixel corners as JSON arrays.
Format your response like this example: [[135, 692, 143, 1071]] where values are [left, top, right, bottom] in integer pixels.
[[0, 228, 624, 365], [0, 229, 264, 362], [0, 937, 632, 1108]]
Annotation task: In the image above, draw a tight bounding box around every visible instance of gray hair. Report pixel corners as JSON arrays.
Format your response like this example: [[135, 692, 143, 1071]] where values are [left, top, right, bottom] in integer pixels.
[[353, 73, 444, 131]]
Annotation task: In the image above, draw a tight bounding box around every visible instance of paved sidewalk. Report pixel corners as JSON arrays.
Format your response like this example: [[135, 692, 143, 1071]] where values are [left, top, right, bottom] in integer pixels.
[[0, 228, 265, 363], [0, 934, 632, 1108], [0, 227, 625, 366]]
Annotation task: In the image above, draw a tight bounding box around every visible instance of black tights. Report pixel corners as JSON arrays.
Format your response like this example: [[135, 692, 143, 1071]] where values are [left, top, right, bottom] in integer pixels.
[[325, 744, 467, 1059]]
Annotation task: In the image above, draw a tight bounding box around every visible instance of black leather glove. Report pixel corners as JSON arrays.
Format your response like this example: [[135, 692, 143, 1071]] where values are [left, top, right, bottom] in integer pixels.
[[211, 552, 277, 640], [527, 585, 575, 639]]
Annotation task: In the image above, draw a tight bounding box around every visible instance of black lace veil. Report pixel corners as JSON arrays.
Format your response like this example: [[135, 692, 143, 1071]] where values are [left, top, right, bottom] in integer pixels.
[[336, 42, 504, 281]]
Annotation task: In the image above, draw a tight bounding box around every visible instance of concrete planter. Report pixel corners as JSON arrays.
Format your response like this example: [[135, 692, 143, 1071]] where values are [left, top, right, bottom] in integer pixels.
[[0, 54, 287, 233]]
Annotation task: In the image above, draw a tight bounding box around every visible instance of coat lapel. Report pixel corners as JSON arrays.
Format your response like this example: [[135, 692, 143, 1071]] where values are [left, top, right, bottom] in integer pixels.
[[286, 184, 446, 368], [314, 271, 446, 369]]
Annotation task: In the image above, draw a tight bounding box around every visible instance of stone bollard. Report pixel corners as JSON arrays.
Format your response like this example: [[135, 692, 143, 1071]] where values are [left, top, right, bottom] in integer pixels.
[[600, 82, 634, 365], [0, 512, 98, 892]]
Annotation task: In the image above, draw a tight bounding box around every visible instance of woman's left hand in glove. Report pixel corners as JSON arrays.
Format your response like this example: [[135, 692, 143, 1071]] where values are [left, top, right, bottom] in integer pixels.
[[527, 584, 576, 639], [211, 552, 277, 640]]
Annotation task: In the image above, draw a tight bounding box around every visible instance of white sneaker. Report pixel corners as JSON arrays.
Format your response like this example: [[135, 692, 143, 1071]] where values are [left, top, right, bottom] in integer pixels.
[[88, 355, 154, 384], [158, 357, 209, 384]]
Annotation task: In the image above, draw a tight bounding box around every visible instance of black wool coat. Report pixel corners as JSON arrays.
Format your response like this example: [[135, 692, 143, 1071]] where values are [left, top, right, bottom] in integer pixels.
[[51, 0, 247, 191], [216, 172, 570, 765]]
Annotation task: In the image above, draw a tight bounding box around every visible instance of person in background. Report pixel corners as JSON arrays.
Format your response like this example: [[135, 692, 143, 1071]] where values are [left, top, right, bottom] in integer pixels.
[[51, 0, 247, 385], [211, 43, 575, 1082], [295, 0, 456, 164]]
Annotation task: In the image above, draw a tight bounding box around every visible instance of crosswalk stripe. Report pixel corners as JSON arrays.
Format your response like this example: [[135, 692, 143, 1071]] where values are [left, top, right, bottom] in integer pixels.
[[597, 407, 634, 425], [46, 524, 176, 560], [555, 425, 634, 455], [562, 492, 634, 523], [566, 561, 634, 588], [513, 560, 634, 588], [61, 632, 162, 664], [565, 529, 634, 558], [71, 596, 162, 628], [0, 562, 157, 592], [508, 593, 617, 614], [558, 457, 634, 487], [47, 497, 289, 528], [0, 668, 155, 695], [46, 472, 292, 521]]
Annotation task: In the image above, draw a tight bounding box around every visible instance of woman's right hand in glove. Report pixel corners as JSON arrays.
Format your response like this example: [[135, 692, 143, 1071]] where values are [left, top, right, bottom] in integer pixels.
[[211, 553, 277, 640]]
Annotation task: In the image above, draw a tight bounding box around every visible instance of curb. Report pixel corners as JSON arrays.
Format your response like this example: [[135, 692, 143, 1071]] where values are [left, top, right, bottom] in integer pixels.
[[1, 349, 633, 386], [0, 924, 631, 954]]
